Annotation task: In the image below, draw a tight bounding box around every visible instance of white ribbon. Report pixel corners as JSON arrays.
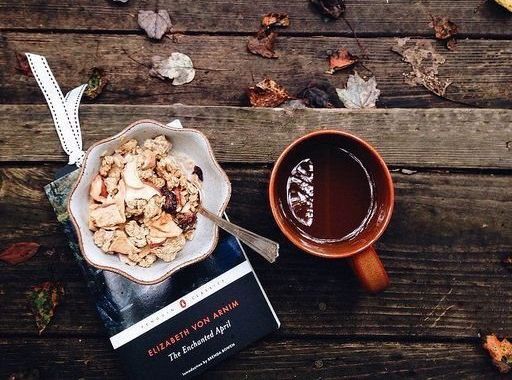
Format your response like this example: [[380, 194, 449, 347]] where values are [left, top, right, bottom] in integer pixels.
[[25, 53, 87, 166]]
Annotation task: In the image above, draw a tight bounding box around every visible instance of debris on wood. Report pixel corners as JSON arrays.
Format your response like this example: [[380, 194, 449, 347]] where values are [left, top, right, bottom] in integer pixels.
[[483, 334, 512, 373], [15, 52, 32, 77], [247, 29, 279, 59], [7, 369, 40, 380], [502, 256, 512, 272], [336, 72, 380, 109], [28, 281, 65, 334], [310, 0, 345, 19], [325, 48, 358, 74], [0, 242, 40, 265], [261, 13, 290, 28], [430, 15, 458, 50], [391, 37, 453, 97], [149, 53, 195, 86], [298, 80, 342, 108], [85, 67, 108, 99], [138, 10, 173, 40], [247, 79, 292, 107]]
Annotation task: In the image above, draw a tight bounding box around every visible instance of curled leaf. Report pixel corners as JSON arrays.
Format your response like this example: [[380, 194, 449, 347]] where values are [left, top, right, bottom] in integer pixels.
[[326, 48, 358, 74], [261, 13, 290, 28], [28, 281, 64, 334], [310, 0, 345, 19], [84, 67, 108, 99], [430, 15, 458, 50], [247, 29, 278, 59], [15, 52, 32, 77], [247, 79, 291, 107], [483, 334, 512, 373], [0, 242, 40, 265], [392, 37, 452, 97], [298, 80, 342, 108], [138, 10, 173, 40], [149, 53, 195, 86], [336, 72, 380, 109]]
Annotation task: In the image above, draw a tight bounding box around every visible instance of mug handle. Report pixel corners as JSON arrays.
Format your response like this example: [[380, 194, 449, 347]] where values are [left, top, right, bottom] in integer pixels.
[[349, 246, 390, 293]]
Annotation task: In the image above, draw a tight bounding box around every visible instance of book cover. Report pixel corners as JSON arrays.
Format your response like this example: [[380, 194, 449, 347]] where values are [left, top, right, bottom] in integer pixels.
[[45, 169, 280, 379]]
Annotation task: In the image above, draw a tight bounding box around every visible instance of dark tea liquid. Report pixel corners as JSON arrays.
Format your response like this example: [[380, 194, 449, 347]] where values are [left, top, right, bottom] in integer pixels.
[[277, 138, 376, 243]]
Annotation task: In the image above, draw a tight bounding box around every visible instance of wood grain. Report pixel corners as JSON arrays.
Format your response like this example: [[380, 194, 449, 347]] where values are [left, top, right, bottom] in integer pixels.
[[1, 33, 512, 108], [1, 105, 512, 168], [0, 337, 501, 379], [1, 165, 511, 338], [1, 0, 511, 37]]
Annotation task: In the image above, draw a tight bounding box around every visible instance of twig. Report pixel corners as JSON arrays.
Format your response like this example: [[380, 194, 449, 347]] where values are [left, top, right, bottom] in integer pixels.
[[121, 47, 151, 69], [342, 15, 369, 60]]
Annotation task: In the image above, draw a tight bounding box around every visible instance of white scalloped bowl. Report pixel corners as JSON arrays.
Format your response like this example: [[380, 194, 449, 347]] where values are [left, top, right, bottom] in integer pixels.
[[68, 120, 231, 284]]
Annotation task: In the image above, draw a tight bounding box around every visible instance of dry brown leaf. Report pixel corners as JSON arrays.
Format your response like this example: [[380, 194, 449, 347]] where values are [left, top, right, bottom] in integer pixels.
[[84, 67, 108, 99], [483, 334, 512, 373], [149, 53, 195, 86], [430, 15, 458, 50], [247, 29, 278, 59], [138, 10, 172, 40], [261, 13, 290, 28], [310, 0, 345, 19], [247, 79, 291, 107], [0, 242, 40, 265], [326, 48, 358, 74], [15, 52, 32, 77], [28, 281, 64, 334], [391, 37, 452, 97], [336, 72, 380, 109]]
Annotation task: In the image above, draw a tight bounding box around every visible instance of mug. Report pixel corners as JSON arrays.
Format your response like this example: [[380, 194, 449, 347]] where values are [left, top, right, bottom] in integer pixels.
[[268, 130, 394, 293]]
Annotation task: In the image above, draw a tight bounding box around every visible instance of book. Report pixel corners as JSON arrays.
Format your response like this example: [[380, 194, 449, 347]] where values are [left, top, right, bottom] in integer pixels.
[[45, 169, 280, 379]]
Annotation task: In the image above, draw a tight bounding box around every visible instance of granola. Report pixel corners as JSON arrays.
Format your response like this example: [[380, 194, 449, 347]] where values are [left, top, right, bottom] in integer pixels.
[[88, 135, 202, 267]]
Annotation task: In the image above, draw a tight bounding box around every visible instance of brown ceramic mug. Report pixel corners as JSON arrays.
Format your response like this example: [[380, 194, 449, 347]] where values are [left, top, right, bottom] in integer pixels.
[[269, 130, 394, 293]]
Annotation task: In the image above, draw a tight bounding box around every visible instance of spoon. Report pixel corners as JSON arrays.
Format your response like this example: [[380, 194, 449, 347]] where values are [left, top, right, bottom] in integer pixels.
[[199, 208, 279, 263]]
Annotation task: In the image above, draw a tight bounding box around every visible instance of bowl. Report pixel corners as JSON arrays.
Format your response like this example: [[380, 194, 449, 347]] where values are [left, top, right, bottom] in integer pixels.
[[68, 119, 231, 284]]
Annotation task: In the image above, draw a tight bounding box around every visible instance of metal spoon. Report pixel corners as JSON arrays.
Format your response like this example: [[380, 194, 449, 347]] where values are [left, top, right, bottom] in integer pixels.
[[199, 207, 279, 263]]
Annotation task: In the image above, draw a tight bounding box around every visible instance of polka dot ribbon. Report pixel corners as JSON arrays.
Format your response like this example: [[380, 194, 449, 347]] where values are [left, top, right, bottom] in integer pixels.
[[25, 53, 88, 167]]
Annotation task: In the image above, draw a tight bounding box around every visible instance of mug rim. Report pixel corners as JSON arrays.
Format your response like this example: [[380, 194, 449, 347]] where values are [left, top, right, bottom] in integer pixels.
[[268, 129, 394, 259]]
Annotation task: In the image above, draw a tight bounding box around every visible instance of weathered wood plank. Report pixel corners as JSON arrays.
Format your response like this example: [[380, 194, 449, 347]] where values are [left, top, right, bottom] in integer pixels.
[[1, 105, 512, 168], [0, 337, 500, 379], [1, 0, 511, 37], [1, 33, 512, 108], [1, 165, 511, 338]]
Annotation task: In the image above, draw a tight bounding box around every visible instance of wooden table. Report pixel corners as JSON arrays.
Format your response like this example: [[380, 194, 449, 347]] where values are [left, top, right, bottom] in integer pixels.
[[1, 1, 511, 378]]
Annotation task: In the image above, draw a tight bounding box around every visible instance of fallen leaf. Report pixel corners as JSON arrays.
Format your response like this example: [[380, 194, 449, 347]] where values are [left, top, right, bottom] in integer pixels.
[[483, 334, 512, 373], [247, 79, 292, 107], [247, 29, 279, 59], [28, 281, 64, 334], [261, 13, 290, 28], [138, 9, 173, 40], [391, 37, 452, 97], [336, 72, 380, 109], [7, 369, 40, 380], [326, 48, 358, 74], [430, 15, 458, 50], [15, 52, 32, 77], [494, 0, 512, 11], [298, 80, 342, 108], [310, 0, 345, 19], [84, 67, 108, 99], [0, 242, 40, 265], [149, 53, 195, 86]]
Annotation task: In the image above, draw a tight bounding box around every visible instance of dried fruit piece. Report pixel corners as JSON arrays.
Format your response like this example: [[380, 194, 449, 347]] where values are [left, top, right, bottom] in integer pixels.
[[84, 67, 108, 99], [0, 242, 40, 265], [247, 29, 278, 59], [310, 0, 345, 19], [326, 48, 358, 74], [161, 186, 178, 213], [298, 80, 342, 108], [336, 72, 380, 109], [483, 334, 512, 373], [175, 212, 197, 230], [261, 13, 290, 28], [247, 78, 292, 107], [138, 9, 172, 40], [15, 52, 32, 77], [430, 15, 458, 50], [149, 53, 195, 86], [28, 282, 64, 334], [192, 165, 204, 181]]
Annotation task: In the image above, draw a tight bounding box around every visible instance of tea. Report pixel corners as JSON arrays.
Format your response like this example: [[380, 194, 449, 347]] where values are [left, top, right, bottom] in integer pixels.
[[276, 137, 376, 243]]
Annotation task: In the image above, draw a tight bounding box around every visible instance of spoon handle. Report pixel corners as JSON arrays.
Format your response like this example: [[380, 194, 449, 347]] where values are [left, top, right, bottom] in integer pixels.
[[199, 208, 279, 263]]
